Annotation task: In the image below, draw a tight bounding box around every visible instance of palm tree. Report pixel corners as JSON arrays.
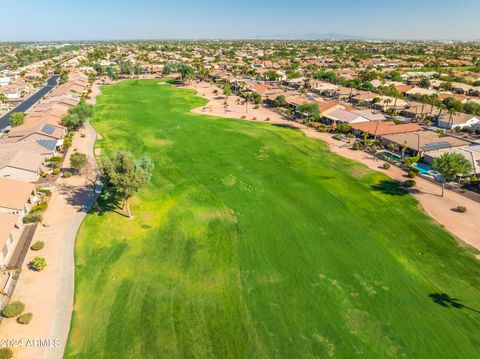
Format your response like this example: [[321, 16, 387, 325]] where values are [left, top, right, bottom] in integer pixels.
[[244, 93, 251, 114], [447, 108, 458, 130], [383, 98, 392, 112], [401, 141, 408, 161], [429, 94, 439, 119]]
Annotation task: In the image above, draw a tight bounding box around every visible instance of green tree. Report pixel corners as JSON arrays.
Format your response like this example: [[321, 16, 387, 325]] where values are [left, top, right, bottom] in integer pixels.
[[223, 84, 232, 101], [297, 103, 320, 125], [432, 152, 472, 197], [99, 151, 153, 219], [176, 63, 194, 82], [264, 70, 281, 81], [274, 95, 286, 107], [62, 102, 94, 130], [252, 92, 262, 105], [70, 152, 88, 172], [106, 66, 118, 80], [463, 101, 480, 116], [59, 72, 69, 85], [419, 78, 431, 89], [10, 112, 25, 127]]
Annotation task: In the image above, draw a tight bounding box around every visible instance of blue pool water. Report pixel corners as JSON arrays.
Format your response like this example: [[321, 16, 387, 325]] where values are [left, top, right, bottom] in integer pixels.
[[413, 162, 430, 175], [378, 151, 401, 162]]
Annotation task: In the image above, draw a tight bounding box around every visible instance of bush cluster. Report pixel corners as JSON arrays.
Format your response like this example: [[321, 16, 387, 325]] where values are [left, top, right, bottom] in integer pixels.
[[31, 202, 48, 212], [17, 312, 33, 325], [0, 348, 13, 359], [30, 256, 47, 271], [23, 213, 43, 224], [38, 188, 52, 197], [1, 301, 25, 318], [30, 241, 45, 251], [404, 179, 416, 188]]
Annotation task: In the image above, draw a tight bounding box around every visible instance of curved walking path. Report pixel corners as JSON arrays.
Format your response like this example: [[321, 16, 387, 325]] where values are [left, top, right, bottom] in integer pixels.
[[187, 81, 480, 252], [0, 124, 98, 359]]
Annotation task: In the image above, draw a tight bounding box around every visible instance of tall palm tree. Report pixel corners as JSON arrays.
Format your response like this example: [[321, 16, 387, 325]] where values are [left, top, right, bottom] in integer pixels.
[[384, 98, 392, 112], [447, 108, 458, 130], [244, 93, 252, 114], [401, 141, 408, 161], [429, 94, 439, 119]]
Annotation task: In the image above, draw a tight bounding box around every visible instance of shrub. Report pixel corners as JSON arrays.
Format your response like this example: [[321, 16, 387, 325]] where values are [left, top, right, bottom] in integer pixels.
[[30, 241, 45, 251], [352, 142, 361, 150], [47, 156, 62, 168], [1, 301, 25, 318], [23, 213, 42, 224], [453, 206, 467, 213], [404, 179, 416, 188], [62, 171, 72, 178], [403, 156, 420, 166], [31, 202, 48, 212], [0, 348, 13, 359], [52, 168, 60, 175], [383, 163, 391, 170], [17, 312, 33, 325], [30, 256, 47, 271], [10, 112, 25, 128], [408, 170, 417, 178], [70, 152, 88, 171], [38, 188, 52, 197]]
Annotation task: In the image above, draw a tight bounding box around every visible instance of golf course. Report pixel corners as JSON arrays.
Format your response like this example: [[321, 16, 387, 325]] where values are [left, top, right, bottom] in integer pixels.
[[65, 79, 480, 358]]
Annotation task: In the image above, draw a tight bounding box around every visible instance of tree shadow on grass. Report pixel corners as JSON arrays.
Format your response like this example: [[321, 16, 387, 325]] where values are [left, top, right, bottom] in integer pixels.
[[429, 293, 480, 314], [94, 190, 129, 218], [371, 179, 408, 196], [272, 123, 301, 130]]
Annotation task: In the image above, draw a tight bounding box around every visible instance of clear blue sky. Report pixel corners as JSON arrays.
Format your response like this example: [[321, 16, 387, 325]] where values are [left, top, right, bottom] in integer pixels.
[[1, 0, 479, 41]]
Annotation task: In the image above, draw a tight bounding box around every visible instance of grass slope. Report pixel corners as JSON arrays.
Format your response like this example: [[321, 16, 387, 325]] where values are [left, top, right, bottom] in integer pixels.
[[66, 79, 480, 358]]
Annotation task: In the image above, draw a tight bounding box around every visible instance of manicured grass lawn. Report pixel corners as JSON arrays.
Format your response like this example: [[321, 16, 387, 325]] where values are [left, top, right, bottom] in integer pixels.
[[66, 79, 480, 358]]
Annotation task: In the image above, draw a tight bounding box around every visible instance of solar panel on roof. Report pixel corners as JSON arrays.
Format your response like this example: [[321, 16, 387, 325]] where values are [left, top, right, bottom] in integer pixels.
[[421, 141, 452, 151], [36, 139, 57, 150], [42, 124, 55, 135]]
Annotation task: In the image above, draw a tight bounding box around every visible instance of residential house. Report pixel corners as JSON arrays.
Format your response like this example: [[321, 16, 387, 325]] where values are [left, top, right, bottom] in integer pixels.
[[381, 130, 470, 157], [351, 109, 387, 122], [0, 213, 23, 267], [322, 109, 369, 125], [0, 150, 44, 183], [424, 146, 480, 176], [350, 121, 422, 138], [438, 112, 480, 129], [0, 177, 37, 215]]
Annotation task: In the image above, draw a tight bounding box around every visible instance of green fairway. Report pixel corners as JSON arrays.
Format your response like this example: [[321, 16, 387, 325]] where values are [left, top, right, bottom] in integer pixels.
[[66, 79, 480, 358]]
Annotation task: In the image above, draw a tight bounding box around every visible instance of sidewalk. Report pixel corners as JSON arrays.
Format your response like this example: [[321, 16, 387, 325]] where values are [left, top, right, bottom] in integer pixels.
[[0, 123, 97, 359]]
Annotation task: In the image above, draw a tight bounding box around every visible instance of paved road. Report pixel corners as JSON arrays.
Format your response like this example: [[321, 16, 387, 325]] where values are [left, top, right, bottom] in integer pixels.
[[0, 74, 60, 131]]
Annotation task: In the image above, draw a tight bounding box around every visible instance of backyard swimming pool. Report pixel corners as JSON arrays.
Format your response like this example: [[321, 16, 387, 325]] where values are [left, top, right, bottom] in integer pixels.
[[378, 151, 401, 162], [413, 162, 441, 176]]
